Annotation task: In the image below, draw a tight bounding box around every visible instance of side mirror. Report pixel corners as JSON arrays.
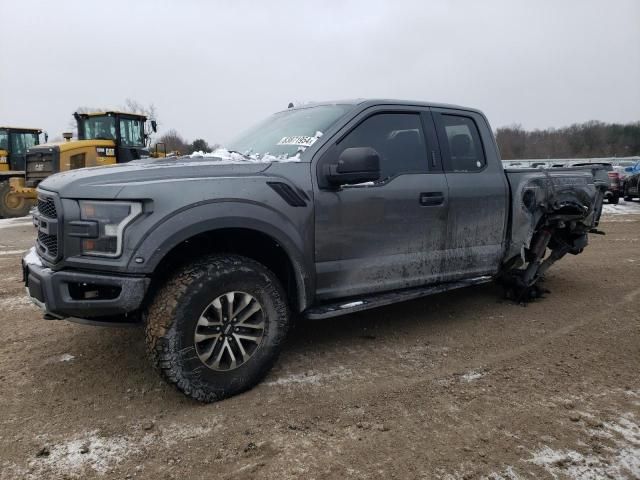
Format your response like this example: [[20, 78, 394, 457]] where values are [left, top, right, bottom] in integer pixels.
[[325, 147, 381, 186], [150, 120, 158, 133]]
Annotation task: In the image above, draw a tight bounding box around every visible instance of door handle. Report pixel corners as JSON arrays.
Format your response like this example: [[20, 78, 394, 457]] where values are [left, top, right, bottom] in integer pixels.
[[419, 192, 444, 206]]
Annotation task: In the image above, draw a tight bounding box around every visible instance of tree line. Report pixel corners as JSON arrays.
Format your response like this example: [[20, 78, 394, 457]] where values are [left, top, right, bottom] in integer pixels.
[[495, 120, 640, 160], [155, 129, 217, 155]]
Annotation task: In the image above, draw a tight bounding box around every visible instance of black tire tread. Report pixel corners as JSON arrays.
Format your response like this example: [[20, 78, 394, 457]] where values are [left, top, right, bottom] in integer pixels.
[[145, 254, 289, 402]]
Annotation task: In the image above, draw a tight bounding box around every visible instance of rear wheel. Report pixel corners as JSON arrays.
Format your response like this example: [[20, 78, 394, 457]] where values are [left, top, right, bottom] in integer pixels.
[[145, 254, 290, 402], [0, 180, 32, 218], [623, 185, 632, 201], [608, 193, 619, 204]]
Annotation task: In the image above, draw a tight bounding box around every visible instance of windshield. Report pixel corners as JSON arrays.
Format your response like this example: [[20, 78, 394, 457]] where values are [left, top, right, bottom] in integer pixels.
[[9, 131, 39, 154], [0, 130, 7, 151], [227, 104, 355, 159], [119, 117, 145, 147], [81, 115, 117, 140]]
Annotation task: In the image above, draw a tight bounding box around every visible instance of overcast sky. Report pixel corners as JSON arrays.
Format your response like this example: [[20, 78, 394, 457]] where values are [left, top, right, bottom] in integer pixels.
[[1, 0, 638, 144]]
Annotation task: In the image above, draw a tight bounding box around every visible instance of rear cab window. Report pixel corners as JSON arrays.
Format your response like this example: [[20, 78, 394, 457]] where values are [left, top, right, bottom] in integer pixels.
[[435, 113, 486, 173]]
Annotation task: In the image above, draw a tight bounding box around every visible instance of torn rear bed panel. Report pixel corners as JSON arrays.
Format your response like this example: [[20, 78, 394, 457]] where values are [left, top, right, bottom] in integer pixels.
[[503, 167, 606, 264]]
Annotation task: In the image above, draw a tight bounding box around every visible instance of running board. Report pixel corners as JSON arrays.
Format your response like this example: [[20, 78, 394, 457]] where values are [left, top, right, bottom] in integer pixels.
[[304, 276, 493, 320]]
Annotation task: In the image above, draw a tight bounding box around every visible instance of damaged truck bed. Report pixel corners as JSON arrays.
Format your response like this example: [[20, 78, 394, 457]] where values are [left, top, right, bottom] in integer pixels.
[[22, 99, 608, 401], [502, 166, 607, 301]]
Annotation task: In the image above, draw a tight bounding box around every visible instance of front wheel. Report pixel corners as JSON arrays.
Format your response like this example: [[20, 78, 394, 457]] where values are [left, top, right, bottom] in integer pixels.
[[0, 180, 32, 218], [608, 193, 619, 205], [145, 255, 290, 402]]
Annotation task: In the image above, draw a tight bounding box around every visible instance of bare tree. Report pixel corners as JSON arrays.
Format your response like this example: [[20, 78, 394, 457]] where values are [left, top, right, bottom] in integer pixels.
[[495, 121, 640, 159], [156, 129, 189, 154]]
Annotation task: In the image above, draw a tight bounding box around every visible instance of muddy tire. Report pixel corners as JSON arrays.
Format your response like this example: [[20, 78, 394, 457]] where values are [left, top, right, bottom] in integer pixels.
[[145, 254, 290, 402], [0, 180, 32, 218]]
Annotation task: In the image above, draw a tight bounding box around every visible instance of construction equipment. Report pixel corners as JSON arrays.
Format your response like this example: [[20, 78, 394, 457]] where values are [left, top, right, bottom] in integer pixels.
[[11, 111, 157, 199], [0, 127, 43, 217]]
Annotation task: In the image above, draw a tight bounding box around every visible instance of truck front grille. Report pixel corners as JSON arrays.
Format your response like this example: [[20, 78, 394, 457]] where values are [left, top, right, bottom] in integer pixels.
[[35, 193, 61, 263], [37, 230, 58, 258], [37, 197, 57, 218], [26, 153, 55, 187]]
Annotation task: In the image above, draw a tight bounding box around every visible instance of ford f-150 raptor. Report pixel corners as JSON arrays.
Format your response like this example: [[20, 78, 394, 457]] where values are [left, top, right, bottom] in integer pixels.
[[22, 99, 608, 402]]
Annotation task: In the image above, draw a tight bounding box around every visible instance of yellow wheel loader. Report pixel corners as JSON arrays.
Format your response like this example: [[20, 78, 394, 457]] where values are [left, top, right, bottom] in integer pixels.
[[0, 127, 43, 217], [11, 111, 158, 199]]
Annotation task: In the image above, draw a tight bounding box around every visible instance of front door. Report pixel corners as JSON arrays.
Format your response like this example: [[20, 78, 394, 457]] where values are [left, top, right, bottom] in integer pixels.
[[313, 108, 449, 300]]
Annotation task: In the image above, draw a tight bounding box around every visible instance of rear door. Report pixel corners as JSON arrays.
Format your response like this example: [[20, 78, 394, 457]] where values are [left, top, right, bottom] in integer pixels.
[[432, 108, 509, 278], [313, 106, 450, 300]]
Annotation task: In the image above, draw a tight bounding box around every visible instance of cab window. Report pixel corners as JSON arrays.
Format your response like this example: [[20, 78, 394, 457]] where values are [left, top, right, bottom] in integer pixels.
[[9, 132, 39, 155], [119, 118, 145, 147], [437, 114, 486, 172], [0, 130, 8, 151], [83, 116, 117, 140], [333, 113, 428, 181]]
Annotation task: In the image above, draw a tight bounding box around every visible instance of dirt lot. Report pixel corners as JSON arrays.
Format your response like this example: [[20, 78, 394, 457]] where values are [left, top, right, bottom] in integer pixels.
[[0, 207, 639, 479]]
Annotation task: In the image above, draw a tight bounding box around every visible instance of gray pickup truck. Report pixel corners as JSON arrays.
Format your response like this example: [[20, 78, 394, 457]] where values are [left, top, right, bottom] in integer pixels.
[[23, 99, 607, 402]]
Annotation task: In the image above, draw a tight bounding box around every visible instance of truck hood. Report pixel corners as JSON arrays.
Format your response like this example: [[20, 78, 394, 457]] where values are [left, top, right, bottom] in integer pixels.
[[38, 156, 273, 199]]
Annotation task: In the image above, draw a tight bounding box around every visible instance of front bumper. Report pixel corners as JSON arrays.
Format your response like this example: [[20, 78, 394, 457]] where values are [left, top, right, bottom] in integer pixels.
[[23, 247, 149, 320]]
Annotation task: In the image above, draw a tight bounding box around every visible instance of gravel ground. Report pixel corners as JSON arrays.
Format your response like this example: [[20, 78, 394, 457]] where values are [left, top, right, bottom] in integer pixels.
[[0, 205, 638, 479]]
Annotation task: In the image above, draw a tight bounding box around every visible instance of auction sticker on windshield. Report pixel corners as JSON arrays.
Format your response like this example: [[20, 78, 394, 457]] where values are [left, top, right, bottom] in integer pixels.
[[277, 136, 317, 147]]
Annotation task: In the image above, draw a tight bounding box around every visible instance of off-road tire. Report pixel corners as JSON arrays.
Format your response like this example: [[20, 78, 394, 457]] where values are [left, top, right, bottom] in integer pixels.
[[0, 180, 32, 218], [145, 254, 290, 402]]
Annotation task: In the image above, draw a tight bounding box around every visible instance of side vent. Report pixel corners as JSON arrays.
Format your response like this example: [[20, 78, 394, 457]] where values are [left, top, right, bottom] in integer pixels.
[[267, 182, 307, 207]]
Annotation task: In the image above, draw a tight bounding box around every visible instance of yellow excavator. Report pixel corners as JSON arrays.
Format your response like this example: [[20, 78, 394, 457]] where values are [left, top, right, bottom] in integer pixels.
[[11, 111, 159, 199], [0, 127, 44, 217]]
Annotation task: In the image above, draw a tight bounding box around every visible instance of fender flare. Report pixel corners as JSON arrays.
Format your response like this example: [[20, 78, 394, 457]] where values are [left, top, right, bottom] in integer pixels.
[[129, 200, 313, 311]]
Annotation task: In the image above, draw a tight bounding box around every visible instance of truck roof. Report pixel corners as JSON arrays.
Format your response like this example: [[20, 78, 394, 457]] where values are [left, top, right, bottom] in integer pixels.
[[282, 99, 484, 115], [0, 126, 42, 133], [75, 111, 148, 119]]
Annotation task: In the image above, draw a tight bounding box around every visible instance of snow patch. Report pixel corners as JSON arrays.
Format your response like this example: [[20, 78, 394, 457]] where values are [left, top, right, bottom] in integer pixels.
[[529, 414, 640, 479], [28, 424, 218, 478], [0, 216, 32, 229], [461, 370, 485, 382], [30, 432, 138, 476], [190, 147, 302, 164], [265, 366, 352, 387], [601, 200, 640, 216], [23, 247, 42, 267], [0, 295, 32, 310], [0, 249, 27, 256], [484, 466, 525, 479]]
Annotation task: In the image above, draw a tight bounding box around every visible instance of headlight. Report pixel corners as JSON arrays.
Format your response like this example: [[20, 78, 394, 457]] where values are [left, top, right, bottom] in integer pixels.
[[79, 200, 142, 257]]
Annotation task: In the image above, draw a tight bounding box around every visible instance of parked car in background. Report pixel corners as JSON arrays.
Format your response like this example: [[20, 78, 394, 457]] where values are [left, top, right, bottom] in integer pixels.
[[573, 163, 620, 204], [623, 163, 640, 201]]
